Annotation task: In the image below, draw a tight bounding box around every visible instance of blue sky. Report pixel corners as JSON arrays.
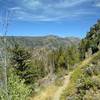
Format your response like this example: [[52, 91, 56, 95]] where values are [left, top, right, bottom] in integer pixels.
[[0, 0, 100, 38]]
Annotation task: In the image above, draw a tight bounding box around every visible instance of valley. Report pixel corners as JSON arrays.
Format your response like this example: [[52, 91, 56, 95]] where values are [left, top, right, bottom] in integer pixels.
[[0, 2, 100, 99]]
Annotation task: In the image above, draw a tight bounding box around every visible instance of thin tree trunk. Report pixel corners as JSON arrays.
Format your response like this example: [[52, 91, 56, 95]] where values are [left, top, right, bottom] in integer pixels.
[[0, 9, 10, 100]]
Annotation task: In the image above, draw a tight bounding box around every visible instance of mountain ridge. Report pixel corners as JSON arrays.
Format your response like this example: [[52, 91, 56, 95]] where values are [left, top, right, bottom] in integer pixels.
[[0, 35, 80, 49]]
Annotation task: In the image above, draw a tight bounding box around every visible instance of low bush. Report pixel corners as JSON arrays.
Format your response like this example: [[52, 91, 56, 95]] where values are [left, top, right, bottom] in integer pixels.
[[0, 68, 32, 100]]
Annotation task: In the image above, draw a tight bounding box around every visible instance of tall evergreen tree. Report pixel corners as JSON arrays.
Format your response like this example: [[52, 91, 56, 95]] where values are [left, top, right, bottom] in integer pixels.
[[11, 44, 34, 84]]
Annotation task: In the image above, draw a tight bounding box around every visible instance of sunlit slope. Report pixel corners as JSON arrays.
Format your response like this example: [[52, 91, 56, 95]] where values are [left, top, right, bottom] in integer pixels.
[[60, 51, 100, 100]]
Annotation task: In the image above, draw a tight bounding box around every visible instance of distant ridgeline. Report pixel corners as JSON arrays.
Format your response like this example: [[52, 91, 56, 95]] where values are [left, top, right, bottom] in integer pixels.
[[0, 35, 80, 49], [79, 20, 100, 59]]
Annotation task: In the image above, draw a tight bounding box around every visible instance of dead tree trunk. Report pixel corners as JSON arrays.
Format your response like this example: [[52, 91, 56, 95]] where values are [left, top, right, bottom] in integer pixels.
[[0, 9, 10, 99]]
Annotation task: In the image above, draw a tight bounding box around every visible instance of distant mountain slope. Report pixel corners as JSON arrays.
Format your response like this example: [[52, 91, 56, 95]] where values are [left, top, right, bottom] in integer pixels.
[[0, 35, 80, 49]]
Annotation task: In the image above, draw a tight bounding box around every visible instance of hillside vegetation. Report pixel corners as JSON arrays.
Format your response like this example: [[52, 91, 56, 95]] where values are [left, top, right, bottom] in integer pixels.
[[79, 20, 100, 59], [0, 36, 80, 100], [61, 51, 100, 100], [0, 19, 100, 100], [61, 20, 100, 100]]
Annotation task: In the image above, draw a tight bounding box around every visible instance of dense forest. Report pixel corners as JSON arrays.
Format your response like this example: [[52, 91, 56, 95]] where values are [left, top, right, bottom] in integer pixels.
[[0, 20, 100, 100]]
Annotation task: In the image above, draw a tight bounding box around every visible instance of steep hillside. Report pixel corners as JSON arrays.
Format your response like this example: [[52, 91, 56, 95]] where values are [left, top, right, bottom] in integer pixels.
[[80, 20, 100, 59], [61, 51, 100, 100], [61, 20, 100, 100]]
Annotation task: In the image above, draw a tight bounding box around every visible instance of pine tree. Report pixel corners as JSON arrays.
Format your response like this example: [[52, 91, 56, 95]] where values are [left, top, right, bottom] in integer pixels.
[[11, 44, 34, 84]]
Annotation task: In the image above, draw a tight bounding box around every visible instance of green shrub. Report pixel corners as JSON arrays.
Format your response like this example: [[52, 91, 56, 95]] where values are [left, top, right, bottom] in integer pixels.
[[92, 77, 100, 89], [93, 65, 100, 75], [76, 77, 94, 94], [84, 63, 100, 76], [0, 68, 31, 100], [8, 68, 31, 100], [0, 89, 7, 100], [84, 66, 94, 76], [84, 89, 100, 100]]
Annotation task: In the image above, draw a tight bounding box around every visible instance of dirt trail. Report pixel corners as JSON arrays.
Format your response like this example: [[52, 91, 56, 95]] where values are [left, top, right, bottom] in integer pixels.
[[31, 52, 99, 100], [52, 56, 94, 100], [52, 73, 71, 100], [31, 73, 71, 100]]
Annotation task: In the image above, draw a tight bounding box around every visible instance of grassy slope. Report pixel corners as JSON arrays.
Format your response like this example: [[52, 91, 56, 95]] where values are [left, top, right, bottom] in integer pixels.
[[60, 51, 100, 100]]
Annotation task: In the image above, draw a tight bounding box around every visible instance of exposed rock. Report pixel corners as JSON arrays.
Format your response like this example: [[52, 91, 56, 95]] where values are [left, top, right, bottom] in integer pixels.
[[85, 48, 92, 58], [98, 42, 100, 50]]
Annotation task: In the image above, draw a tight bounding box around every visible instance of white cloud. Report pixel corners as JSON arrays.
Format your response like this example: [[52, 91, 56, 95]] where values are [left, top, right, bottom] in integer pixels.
[[22, 0, 42, 9], [95, 3, 100, 7], [10, 7, 21, 11], [93, 0, 100, 7], [20, 0, 88, 10], [14, 9, 95, 22], [54, 0, 88, 8], [1, 0, 98, 21]]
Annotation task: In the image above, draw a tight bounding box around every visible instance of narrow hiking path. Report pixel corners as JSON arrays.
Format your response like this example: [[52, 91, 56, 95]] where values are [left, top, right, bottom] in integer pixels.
[[31, 53, 98, 100], [52, 73, 71, 100], [31, 73, 71, 100], [60, 52, 100, 100]]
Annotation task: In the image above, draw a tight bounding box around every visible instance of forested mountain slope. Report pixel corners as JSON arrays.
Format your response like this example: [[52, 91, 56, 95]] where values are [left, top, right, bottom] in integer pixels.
[[0, 35, 80, 49]]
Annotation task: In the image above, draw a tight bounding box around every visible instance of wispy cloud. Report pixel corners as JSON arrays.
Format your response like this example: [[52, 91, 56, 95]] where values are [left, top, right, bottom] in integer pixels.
[[0, 0, 99, 21], [53, 0, 88, 8], [95, 1, 100, 7]]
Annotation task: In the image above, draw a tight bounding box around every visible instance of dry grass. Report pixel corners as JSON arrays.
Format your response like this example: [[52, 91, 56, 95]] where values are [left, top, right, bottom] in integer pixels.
[[30, 84, 58, 100], [30, 74, 71, 100]]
